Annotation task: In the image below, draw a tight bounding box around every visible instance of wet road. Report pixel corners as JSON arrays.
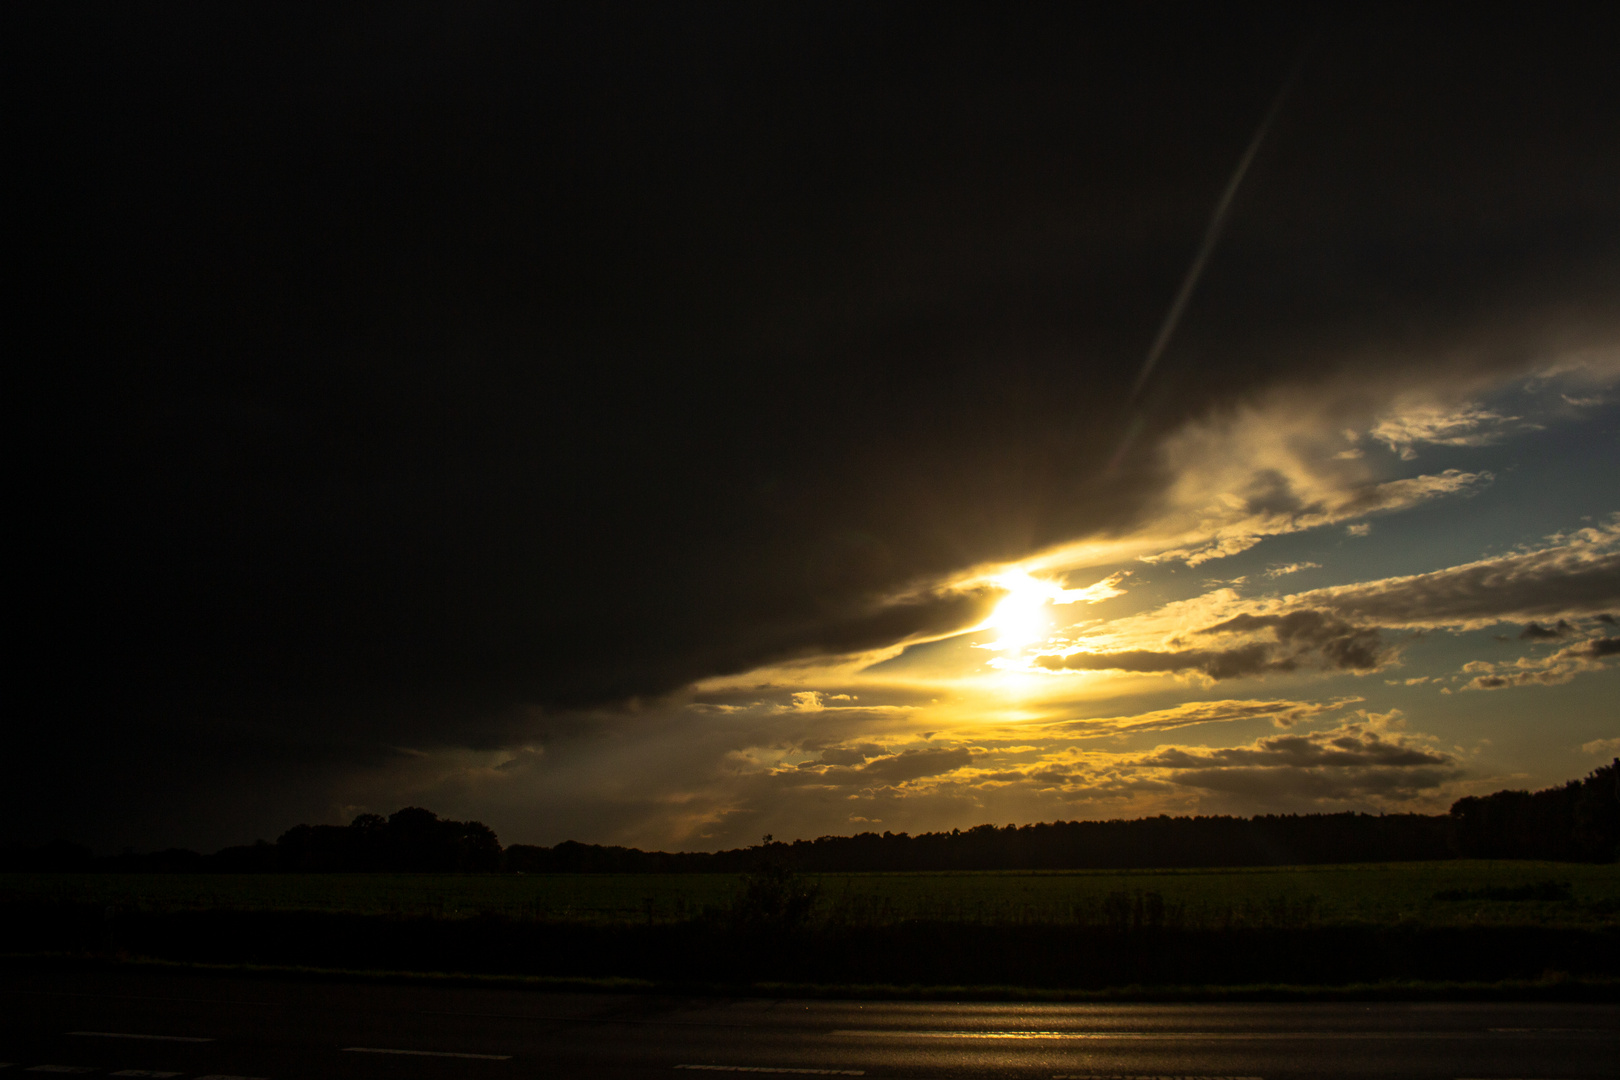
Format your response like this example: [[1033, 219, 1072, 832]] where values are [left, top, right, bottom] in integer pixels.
[[3, 967, 1616, 1080]]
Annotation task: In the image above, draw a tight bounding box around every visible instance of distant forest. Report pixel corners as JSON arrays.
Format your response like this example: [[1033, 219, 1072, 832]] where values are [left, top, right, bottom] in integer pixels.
[[6, 759, 1616, 873]]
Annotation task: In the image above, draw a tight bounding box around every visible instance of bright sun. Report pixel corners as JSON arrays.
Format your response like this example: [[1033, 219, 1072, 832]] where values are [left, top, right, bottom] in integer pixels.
[[987, 570, 1056, 650]]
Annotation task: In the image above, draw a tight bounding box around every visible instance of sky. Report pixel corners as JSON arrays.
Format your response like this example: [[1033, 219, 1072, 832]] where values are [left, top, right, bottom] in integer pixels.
[[9, 3, 1619, 853]]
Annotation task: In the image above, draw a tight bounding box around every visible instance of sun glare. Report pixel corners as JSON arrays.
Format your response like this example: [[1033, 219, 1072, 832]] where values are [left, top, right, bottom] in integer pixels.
[[987, 571, 1057, 650], [982, 567, 1127, 657]]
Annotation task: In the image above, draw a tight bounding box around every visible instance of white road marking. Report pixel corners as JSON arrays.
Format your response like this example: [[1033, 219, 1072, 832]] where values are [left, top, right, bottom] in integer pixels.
[[111, 1072, 184, 1078], [1054, 1075, 1264, 1079], [343, 1048, 511, 1061], [25, 1070, 97, 1075], [69, 1033, 214, 1044], [194, 1075, 267, 1080], [674, 1068, 865, 1077]]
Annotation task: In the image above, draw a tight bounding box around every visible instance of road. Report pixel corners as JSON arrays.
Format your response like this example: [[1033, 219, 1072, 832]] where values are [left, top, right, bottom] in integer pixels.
[[3, 967, 1616, 1080]]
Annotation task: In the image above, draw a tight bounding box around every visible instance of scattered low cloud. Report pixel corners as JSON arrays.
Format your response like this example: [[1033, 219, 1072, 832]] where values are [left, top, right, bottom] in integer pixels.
[[1132, 715, 1443, 771], [1460, 636, 1620, 690], [1205, 610, 1389, 668], [1127, 715, 1460, 803]]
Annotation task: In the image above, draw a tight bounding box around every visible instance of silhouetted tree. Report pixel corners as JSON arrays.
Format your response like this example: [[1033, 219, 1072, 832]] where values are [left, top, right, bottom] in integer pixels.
[[1451, 758, 1619, 861], [273, 807, 500, 872]]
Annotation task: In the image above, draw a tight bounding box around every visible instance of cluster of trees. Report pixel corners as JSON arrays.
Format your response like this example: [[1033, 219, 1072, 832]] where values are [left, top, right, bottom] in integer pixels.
[[1451, 757, 1620, 860], [4, 760, 1615, 873], [272, 807, 500, 871]]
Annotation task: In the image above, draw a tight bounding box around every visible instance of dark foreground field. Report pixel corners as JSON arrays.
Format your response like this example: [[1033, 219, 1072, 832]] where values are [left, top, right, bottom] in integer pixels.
[[5, 862, 1617, 996]]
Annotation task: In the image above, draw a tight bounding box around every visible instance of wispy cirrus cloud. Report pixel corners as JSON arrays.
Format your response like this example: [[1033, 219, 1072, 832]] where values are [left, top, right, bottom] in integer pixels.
[[1139, 467, 1490, 568], [1368, 401, 1532, 459], [779, 745, 979, 788], [1041, 697, 1359, 737]]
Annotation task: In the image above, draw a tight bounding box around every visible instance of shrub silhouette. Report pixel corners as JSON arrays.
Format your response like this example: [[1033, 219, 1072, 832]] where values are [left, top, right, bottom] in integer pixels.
[[730, 836, 820, 932]]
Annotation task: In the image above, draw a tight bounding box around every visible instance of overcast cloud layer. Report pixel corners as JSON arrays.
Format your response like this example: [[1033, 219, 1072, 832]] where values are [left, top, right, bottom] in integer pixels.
[[8, 3, 1620, 850]]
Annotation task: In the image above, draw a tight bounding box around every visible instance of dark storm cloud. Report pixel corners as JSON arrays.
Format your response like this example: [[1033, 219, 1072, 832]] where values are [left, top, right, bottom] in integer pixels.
[[1518, 620, 1573, 640], [1038, 608, 1392, 680], [10, 3, 1620, 845]]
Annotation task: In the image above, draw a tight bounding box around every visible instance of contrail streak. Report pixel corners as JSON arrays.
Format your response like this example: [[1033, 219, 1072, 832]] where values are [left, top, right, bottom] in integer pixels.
[[1129, 27, 1322, 401]]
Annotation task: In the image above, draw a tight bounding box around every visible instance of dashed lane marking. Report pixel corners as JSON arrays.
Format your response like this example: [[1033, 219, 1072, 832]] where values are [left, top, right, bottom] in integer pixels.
[[25, 1070, 96, 1075], [674, 1068, 865, 1077], [109, 1072, 183, 1078], [343, 1048, 511, 1061], [1054, 1075, 1264, 1079], [195, 1075, 267, 1080], [69, 1034, 214, 1044]]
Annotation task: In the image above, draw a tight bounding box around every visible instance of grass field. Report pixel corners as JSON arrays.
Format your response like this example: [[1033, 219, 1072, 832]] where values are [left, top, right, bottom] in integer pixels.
[[5, 860, 1618, 929]]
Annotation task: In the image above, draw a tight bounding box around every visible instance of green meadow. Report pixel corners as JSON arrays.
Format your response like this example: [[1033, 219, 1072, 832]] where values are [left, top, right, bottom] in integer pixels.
[[5, 860, 1617, 928]]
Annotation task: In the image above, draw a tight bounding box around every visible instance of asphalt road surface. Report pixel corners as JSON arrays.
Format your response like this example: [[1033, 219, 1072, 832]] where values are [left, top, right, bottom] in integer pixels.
[[3, 968, 1616, 1080]]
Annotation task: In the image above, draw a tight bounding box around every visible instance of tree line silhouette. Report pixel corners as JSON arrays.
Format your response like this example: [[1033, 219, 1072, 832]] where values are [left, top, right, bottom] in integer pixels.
[[2, 807, 500, 874], [5, 759, 1615, 873]]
